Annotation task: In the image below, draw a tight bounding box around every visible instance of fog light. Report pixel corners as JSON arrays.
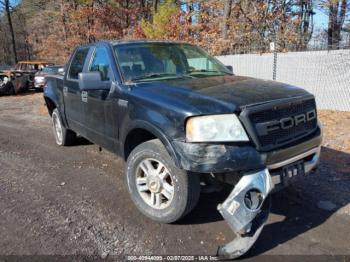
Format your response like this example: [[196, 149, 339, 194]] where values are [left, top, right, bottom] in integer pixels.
[[244, 189, 263, 210]]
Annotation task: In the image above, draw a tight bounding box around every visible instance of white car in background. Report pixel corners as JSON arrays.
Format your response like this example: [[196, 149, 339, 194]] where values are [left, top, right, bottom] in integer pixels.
[[34, 65, 63, 91]]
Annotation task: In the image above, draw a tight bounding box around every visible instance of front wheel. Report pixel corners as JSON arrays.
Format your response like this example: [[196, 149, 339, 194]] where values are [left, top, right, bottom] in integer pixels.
[[9, 84, 16, 95], [52, 108, 76, 146], [125, 139, 200, 223]]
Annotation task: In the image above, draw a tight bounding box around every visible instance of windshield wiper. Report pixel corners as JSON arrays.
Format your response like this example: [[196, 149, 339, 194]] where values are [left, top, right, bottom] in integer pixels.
[[130, 73, 193, 82], [187, 69, 231, 75]]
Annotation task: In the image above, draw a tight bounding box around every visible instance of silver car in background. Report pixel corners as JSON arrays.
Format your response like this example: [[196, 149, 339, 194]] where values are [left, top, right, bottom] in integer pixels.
[[34, 65, 63, 91]]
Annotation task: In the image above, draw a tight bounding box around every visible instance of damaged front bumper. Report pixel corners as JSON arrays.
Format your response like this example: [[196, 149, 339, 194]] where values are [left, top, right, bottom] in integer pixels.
[[171, 129, 321, 259], [215, 144, 321, 259], [216, 145, 321, 259], [217, 169, 273, 259], [172, 126, 322, 174]]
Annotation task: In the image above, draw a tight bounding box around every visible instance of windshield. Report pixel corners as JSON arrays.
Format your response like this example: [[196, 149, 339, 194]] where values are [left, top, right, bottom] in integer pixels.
[[114, 43, 232, 82], [43, 67, 59, 74], [15, 63, 51, 71]]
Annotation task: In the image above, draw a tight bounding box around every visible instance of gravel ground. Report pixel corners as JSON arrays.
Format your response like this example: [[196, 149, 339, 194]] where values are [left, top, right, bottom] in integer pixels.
[[0, 92, 349, 260], [294, 111, 350, 215]]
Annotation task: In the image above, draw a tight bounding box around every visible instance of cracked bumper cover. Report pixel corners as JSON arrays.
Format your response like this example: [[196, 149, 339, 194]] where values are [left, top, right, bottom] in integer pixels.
[[171, 129, 321, 258], [215, 144, 320, 259], [172, 127, 321, 174], [172, 141, 264, 173], [217, 169, 273, 259], [218, 169, 273, 234]]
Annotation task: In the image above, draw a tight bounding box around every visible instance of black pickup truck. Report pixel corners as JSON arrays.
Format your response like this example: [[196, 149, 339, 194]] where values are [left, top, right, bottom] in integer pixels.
[[43, 40, 322, 258]]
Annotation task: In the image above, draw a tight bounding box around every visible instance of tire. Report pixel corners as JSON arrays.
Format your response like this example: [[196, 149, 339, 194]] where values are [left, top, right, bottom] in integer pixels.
[[9, 84, 15, 95], [23, 81, 29, 92], [125, 139, 200, 223], [25, 80, 31, 92], [52, 108, 76, 146]]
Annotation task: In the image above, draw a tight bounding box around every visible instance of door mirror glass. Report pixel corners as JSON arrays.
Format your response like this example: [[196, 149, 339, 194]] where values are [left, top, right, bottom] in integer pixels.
[[78, 72, 104, 90], [225, 65, 233, 73]]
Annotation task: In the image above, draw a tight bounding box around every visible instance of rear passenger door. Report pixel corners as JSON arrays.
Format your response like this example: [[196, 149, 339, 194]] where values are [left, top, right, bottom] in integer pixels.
[[64, 47, 91, 135]]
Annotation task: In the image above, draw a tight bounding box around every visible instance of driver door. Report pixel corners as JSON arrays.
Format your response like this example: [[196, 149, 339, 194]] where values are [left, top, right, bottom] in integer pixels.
[[82, 46, 115, 150], [64, 47, 92, 136]]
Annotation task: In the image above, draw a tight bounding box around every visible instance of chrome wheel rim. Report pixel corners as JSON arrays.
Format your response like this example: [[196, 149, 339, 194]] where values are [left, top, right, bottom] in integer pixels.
[[52, 113, 63, 144], [136, 158, 174, 210]]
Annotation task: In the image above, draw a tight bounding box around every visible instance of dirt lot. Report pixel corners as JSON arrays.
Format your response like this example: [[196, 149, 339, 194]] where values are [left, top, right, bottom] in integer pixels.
[[0, 92, 349, 260]]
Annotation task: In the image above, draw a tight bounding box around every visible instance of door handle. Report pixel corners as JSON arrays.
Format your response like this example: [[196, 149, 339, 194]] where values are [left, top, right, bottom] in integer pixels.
[[63, 86, 68, 96], [81, 91, 88, 103]]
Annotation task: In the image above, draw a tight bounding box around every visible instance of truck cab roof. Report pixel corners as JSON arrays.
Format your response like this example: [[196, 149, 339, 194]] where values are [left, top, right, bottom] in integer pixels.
[[75, 40, 192, 49]]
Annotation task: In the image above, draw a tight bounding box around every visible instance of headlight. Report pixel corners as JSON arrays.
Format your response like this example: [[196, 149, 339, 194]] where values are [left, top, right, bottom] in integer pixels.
[[35, 76, 45, 82], [186, 114, 249, 142]]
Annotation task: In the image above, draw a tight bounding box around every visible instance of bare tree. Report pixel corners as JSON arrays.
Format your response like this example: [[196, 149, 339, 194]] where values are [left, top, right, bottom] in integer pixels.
[[297, 0, 315, 50], [0, 0, 18, 63], [153, 0, 158, 14], [320, 0, 349, 49], [221, 0, 233, 39]]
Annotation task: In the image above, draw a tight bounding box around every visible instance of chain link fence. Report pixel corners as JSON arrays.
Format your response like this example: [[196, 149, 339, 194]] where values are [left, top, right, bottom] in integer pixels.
[[216, 49, 350, 111]]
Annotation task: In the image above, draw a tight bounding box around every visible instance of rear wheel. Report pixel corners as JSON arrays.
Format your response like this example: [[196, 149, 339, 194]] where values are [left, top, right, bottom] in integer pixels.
[[125, 139, 200, 223], [52, 108, 76, 146]]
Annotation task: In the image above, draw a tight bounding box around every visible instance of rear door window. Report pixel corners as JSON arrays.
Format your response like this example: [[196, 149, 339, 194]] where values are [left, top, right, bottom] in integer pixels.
[[68, 48, 89, 79]]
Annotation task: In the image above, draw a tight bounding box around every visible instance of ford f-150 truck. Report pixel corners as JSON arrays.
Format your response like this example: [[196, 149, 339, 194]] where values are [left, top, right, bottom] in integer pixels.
[[43, 40, 322, 259]]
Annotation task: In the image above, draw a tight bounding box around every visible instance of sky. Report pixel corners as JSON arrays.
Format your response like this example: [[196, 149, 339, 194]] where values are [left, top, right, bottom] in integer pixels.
[[314, 9, 328, 31], [10, 0, 19, 6]]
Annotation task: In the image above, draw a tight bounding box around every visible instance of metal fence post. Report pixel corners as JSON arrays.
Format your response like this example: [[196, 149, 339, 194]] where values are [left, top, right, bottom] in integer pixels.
[[273, 49, 277, 81], [270, 41, 277, 80]]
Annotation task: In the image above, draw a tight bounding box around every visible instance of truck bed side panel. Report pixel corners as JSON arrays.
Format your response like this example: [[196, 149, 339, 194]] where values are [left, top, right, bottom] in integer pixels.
[[43, 75, 68, 127]]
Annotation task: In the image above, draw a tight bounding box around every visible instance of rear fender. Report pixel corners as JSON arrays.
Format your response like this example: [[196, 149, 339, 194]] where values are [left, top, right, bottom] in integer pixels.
[[43, 77, 68, 128]]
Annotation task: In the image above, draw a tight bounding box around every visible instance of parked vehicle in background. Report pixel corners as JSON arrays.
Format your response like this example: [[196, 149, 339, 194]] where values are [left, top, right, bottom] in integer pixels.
[[34, 65, 63, 90], [15, 61, 53, 89], [43, 40, 322, 259], [1, 71, 27, 95], [0, 65, 12, 71], [0, 72, 15, 96]]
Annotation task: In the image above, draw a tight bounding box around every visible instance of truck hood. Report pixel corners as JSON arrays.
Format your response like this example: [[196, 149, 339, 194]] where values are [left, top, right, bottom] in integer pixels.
[[133, 75, 312, 114]]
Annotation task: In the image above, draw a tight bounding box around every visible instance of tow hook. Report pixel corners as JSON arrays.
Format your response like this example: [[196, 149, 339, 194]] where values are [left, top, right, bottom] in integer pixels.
[[217, 169, 273, 259]]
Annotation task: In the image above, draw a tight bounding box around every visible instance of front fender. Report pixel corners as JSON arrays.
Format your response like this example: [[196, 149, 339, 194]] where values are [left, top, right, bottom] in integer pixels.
[[121, 120, 180, 167]]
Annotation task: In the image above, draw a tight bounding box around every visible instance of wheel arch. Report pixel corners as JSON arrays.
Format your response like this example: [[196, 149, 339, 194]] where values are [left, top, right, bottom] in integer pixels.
[[43, 91, 69, 128], [122, 121, 180, 167], [44, 96, 56, 116]]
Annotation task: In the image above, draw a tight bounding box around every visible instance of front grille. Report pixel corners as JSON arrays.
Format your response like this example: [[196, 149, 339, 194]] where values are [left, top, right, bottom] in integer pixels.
[[241, 97, 318, 151]]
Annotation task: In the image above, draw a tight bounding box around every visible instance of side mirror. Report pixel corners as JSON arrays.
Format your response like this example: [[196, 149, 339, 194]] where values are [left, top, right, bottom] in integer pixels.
[[225, 65, 233, 73], [78, 72, 103, 90]]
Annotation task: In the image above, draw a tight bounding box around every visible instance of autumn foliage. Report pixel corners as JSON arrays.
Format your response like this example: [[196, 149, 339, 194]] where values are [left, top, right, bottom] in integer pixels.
[[0, 0, 349, 65]]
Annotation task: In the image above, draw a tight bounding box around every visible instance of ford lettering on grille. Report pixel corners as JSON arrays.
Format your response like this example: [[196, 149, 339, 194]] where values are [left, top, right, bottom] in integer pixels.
[[240, 97, 318, 151], [255, 109, 316, 136]]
